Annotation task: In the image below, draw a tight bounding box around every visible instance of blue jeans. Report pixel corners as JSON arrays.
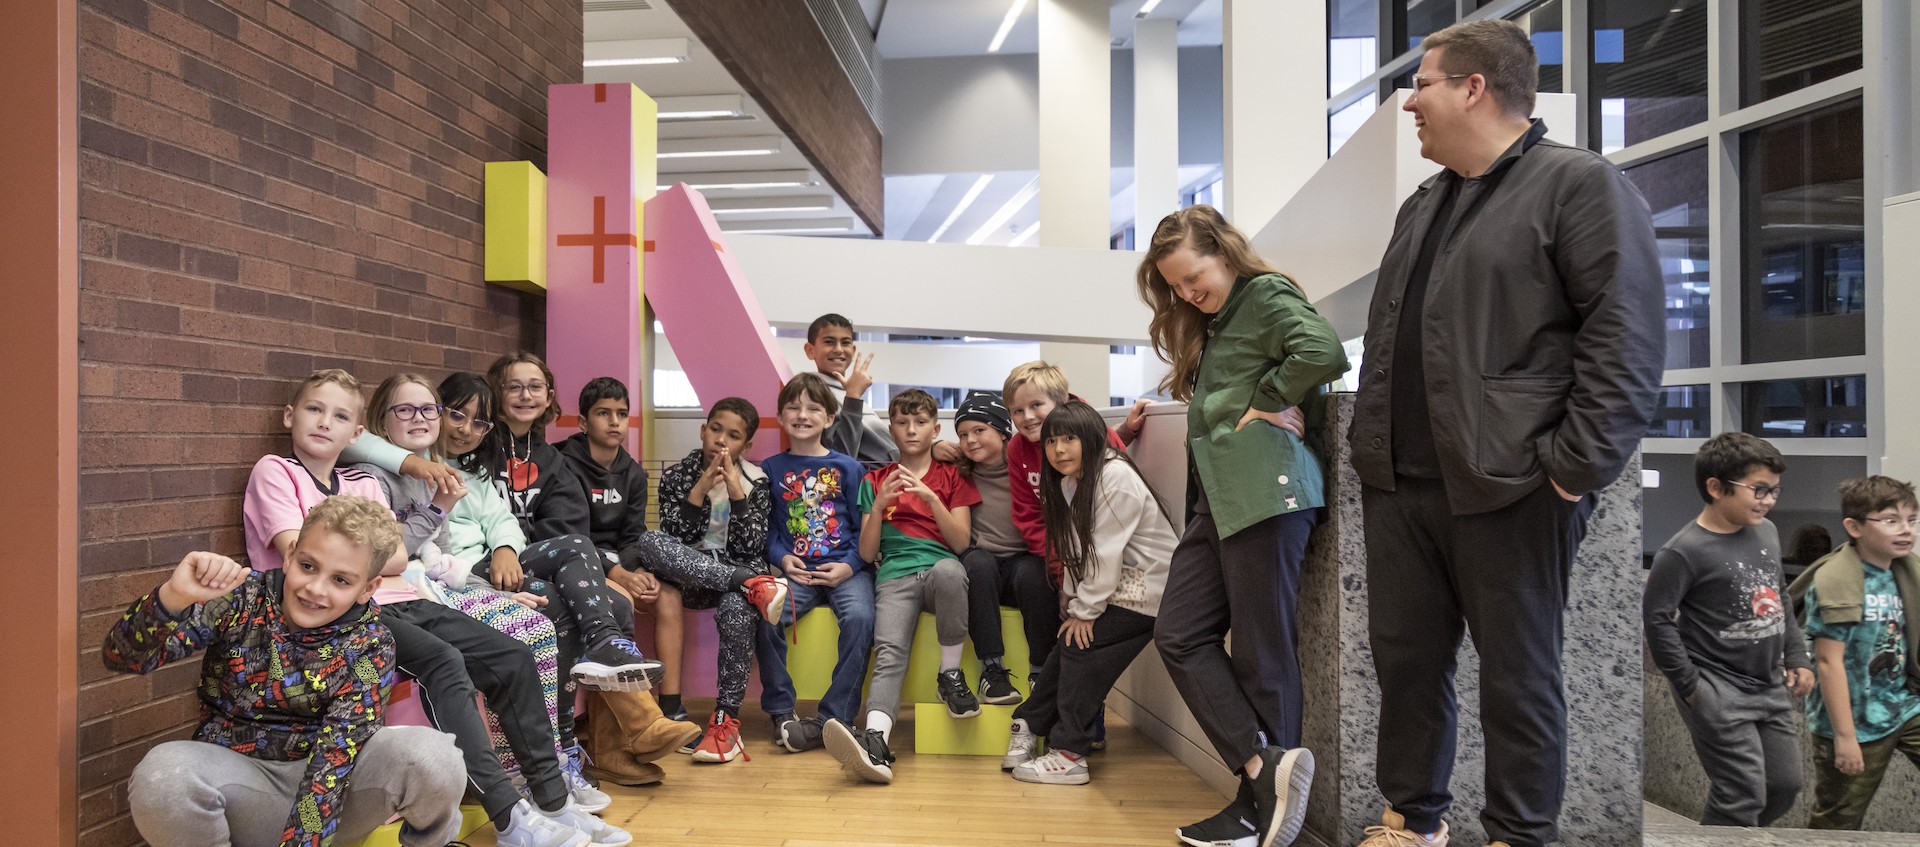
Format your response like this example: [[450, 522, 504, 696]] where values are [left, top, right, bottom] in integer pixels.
[[756, 567, 877, 724]]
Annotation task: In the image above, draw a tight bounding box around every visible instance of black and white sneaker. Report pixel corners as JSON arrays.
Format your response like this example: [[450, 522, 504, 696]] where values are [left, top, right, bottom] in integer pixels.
[[571, 638, 662, 691], [1252, 746, 1315, 847], [822, 718, 894, 784], [1177, 782, 1258, 847], [778, 716, 824, 753], [936, 668, 981, 718], [979, 664, 1023, 705]]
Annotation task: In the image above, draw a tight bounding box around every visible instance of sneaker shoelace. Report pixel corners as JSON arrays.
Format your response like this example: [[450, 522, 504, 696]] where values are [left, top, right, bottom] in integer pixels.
[[605, 637, 646, 660], [1360, 824, 1428, 846], [706, 714, 750, 762], [561, 745, 593, 790]]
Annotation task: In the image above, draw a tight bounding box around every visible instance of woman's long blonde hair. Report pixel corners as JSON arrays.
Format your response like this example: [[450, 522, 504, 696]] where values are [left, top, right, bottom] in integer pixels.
[[1135, 205, 1280, 402]]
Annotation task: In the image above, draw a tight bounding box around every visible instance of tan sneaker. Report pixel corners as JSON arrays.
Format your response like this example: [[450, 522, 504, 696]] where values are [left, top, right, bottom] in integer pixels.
[[1357, 809, 1448, 846]]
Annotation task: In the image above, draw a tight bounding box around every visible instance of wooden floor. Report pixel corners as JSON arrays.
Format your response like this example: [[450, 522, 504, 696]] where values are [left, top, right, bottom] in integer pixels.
[[461, 700, 1227, 847]]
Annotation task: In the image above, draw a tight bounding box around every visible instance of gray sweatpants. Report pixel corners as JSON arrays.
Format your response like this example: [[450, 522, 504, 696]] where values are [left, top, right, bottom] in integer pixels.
[[1672, 669, 1802, 826], [866, 558, 968, 721], [128, 725, 467, 847]]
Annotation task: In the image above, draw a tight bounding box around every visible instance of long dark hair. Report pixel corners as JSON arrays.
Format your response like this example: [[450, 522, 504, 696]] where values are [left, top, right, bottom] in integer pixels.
[[1040, 401, 1169, 583], [437, 372, 501, 480]]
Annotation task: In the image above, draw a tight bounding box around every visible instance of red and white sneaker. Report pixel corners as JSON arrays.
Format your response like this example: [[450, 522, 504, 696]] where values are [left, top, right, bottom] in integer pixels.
[[691, 712, 747, 764], [742, 574, 789, 626]]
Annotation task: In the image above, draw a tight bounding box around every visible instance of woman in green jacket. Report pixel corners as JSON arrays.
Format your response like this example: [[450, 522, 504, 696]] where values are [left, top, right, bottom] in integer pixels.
[[1137, 205, 1349, 847]]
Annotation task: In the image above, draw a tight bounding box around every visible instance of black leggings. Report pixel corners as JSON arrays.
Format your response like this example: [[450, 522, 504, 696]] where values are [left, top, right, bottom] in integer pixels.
[[475, 534, 629, 748]]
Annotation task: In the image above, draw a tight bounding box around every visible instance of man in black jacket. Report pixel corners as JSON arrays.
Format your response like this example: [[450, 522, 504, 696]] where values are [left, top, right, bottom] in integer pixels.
[[1348, 19, 1664, 847]]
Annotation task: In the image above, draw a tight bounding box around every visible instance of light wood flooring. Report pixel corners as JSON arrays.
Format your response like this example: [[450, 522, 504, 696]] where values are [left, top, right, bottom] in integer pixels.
[[459, 700, 1227, 847]]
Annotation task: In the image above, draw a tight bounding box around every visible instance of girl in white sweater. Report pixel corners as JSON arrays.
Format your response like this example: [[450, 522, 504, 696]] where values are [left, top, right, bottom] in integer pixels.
[[1003, 401, 1177, 785]]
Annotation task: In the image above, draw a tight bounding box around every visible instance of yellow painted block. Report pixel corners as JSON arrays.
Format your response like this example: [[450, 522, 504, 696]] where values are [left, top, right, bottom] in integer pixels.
[[782, 607, 1033, 705], [484, 160, 547, 293], [339, 805, 489, 847], [913, 702, 1019, 755]]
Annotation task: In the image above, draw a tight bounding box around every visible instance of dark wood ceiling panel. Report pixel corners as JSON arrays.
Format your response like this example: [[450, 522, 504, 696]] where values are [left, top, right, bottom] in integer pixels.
[[665, 0, 884, 234]]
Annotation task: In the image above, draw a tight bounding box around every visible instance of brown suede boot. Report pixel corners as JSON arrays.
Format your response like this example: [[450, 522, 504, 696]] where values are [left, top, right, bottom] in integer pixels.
[[589, 688, 703, 764]]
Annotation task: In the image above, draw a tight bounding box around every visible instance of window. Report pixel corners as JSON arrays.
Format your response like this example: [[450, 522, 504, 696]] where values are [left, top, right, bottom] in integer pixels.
[[1623, 148, 1711, 369], [1329, 0, 1380, 95], [1590, 0, 1708, 154], [1329, 96, 1376, 155], [1741, 0, 1863, 107], [1739, 100, 1865, 363], [1521, 1, 1564, 93], [1740, 375, 1866, 438], [1398, 0, 1455, 53], [1646, 384, 1710, 439]]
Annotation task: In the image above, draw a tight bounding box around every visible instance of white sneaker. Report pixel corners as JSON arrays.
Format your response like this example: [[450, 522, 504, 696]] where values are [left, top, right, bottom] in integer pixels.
[[1002, 718, 1038, 770], [499, 800, 590, 847], [561, 746, 612, 813], [1011, 749, 1090, 785], [541, 799, 634, 847]]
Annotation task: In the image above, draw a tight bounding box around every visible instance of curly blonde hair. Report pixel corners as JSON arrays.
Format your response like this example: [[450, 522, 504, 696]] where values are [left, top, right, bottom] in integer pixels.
[[300, 495, 403, 577]]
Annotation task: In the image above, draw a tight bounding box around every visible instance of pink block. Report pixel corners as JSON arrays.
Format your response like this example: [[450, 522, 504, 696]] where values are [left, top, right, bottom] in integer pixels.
[[628, 606, 764, 702], [546, 83, 647, 444], [385, 679, 432, 728], [643, 185, 793, 460]]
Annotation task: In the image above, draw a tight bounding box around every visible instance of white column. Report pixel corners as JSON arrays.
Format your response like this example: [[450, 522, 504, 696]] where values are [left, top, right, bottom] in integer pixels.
[[1038, 0, 1111, 248], [1133, 17, 1179, 245], [1222, 0, 1326, 232], [1038, 0, 1113, 401]]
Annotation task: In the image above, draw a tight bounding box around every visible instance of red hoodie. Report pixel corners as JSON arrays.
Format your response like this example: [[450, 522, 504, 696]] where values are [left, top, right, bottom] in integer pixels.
[[1008, 421, 1128, 570]]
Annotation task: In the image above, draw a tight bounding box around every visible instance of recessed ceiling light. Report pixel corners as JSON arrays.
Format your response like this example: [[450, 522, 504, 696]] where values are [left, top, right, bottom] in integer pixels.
[[583, 38, 689, 67], [655, 95, 747, 121], [928, 175, 994, 242], [966, 176, 1039, 246], [989, 0, 1030, 53], [1135, 0, 1165, 19], [657, 136, 784, 159]]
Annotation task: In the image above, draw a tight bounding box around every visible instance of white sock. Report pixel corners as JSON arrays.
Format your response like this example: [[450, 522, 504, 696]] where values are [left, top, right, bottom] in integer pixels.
[[866, 710, 894, 742], [939, 643, 963, 670]]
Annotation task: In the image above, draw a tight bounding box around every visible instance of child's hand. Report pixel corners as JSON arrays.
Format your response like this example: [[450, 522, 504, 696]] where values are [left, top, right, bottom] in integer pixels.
[[1834, 737, 1865, 775], [931, 441, 961, 463], [843, 352, 875, 398], [781, 555, 813, 582], [1785, 667, 1814, 698], [612, 567, 660, 603], [813, 561, 854, 588], [877, 470, 909, 510], [508, 591, 548, 610], [400, 455, 462, 491], [720, 447, 747, 501], [894, 467, 937, 504], [158, 552, 248, 614], [490, 549, 525, 591], [429, 472, 468, 513], [1058, 616, 1096, 650]]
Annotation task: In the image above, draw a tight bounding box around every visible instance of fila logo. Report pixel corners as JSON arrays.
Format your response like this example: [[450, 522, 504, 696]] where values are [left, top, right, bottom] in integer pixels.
[[591, 487, 624, 506]]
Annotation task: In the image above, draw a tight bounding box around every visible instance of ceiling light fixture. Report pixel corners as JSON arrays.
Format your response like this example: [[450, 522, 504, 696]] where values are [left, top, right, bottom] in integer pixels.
[[583, 37, 690, 67], [927, 175, 994, 243], [1134, 0, 1165, 18], [1009, 222, 1041, 246], [966, 176, 1039, 245], [988, 0, 1030, 53], [723, 217, 856, 235], [655, 95, 747, 121], [657, 170, 813, 192], [657, 136, 784, 159]]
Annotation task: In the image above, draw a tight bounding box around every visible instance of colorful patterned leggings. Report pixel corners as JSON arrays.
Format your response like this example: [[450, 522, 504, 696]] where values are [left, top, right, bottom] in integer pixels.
[[442, 584, 569, 771]]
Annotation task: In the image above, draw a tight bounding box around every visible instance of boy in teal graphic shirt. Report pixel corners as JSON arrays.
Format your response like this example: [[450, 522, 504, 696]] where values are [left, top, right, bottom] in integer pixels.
[[1789, 475, 1920, 829]]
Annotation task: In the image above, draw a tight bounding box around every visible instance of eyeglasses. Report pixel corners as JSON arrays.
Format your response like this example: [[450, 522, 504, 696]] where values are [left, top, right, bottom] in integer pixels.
[[1860, 515, 1920, 530], [504, 381, 549, 397], [1720, 479, 1783, 502], [1410, 72, 1472, 96], [444, 406, 494, 436], [387, 403, 442, 421]]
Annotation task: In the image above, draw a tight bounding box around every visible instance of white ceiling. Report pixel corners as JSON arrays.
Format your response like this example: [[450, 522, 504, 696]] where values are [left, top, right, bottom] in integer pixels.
[[583, 3, 869, 236], [885, 165, 1218, 247], [876, 0, 1221, 59]]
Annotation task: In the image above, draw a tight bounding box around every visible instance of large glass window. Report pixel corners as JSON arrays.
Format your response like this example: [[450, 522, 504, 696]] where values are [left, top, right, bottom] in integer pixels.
[[1623, 148, 1710, 369], [1399, 0, 1455, 53], [1330, 96, 1376, 155], [1521, 1, 1564, 93], [1740, 375, 1866, 438], [1739, 100, 1865, 363], [1329, 0, 1380, 95], [1741, 0, 1863, 107], [1647, 384, 1711, 439], [1589, 0, 1708, 155]]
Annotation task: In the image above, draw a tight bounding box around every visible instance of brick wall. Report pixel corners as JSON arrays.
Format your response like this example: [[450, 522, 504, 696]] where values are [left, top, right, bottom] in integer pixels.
[[74, 1, 579, 843]]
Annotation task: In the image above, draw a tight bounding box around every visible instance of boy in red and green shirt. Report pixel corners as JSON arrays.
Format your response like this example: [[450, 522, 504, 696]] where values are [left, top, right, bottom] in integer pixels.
[[822, 389, 981, 785]]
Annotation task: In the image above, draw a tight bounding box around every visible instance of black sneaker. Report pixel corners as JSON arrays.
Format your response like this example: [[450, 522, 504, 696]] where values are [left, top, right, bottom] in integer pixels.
[[822, 718, 894, 783], [571, 637, 663, 691], [979, 664, 1022, 705], [1177, 782, 1258, 847], [676, 727, 704, 755], [1252, 746, 1314, 847], [936, 668, 981, 718], [778, 716, 824, 753]]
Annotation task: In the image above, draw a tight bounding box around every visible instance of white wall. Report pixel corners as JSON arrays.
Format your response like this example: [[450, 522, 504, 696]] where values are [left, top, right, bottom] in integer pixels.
[[1881, 191, 1920, 480], [880, 47, 1224, 177]]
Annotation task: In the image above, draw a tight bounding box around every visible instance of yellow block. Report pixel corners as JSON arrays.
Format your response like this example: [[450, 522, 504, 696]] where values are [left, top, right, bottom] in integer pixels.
[[340, 805, 489, 847], [913, 702, 1020, 755], [484, 160, 547, 293], [783, 607, 1032, 705]]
